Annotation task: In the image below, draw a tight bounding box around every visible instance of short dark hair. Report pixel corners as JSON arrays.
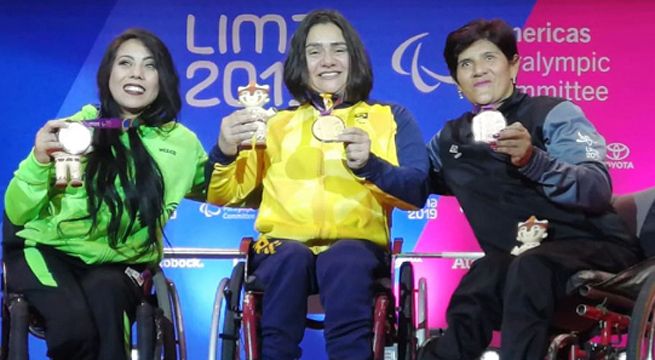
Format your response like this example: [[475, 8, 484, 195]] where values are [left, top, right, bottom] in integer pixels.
[[96, 28, 180, 125], [443, 19, 518, 82], [284, 9, 373, 103]]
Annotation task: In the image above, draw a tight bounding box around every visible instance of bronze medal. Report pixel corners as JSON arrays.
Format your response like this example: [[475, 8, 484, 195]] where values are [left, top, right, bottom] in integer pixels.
[[312, 115, 345, 142]]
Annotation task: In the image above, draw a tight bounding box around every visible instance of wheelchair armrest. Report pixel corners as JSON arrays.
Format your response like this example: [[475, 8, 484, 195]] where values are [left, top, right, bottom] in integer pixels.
[[566, 270, 616, 295], [566, 257, 655, 301]]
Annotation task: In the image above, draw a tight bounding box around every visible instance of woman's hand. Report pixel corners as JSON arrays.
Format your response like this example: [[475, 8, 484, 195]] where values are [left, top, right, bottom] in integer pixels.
[[33, 119, 68, 164], [217, 109, 261, 156], [339, 127, 372, 170], [493, 122, 533, 167]]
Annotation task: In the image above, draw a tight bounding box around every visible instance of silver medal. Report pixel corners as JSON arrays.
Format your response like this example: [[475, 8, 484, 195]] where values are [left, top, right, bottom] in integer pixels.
[[472, 110, 506, 143], [58, 122, 92, 155]]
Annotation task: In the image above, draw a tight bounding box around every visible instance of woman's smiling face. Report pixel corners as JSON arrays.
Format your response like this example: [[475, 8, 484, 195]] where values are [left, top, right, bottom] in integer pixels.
[[108, 38, 160, 118], [455, 39, 519, 106]]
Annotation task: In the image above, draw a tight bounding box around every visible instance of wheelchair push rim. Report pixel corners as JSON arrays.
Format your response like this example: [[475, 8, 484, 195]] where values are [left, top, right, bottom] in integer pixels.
[[628, 272, 655, 360]]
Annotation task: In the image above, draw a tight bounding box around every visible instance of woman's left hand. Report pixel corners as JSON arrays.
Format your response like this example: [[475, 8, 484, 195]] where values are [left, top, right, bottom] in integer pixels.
[[338, 127, 371, 170], [493, 122, 534, 167]]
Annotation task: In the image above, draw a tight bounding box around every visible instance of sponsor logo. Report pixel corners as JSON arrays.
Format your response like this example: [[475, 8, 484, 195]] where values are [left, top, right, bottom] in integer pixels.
[[605, 142, 634, 170], [606, 142, 630, 161], [354, 112, 369, 124], [449, 145, 462, 159], [391, 33, 455, 93], [451, 258, 476, 270], [160, 258, 205, 268]]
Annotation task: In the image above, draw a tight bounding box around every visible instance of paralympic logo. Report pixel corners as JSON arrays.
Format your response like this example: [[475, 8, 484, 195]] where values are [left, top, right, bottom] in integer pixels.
[[391, 33, 456, 93], [199, 203, 223, 218]]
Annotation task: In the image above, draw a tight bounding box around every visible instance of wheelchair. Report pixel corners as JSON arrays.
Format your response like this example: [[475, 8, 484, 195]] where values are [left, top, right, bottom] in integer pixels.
[[0, 212, 187, 360], [209, 237, 428, 360], [413, 187, 655, 360], [544, 186, 655, 359]]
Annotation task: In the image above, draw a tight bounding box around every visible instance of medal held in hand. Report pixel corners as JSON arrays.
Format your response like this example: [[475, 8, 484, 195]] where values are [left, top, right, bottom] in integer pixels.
[[54, 121, 94, 189], [237, 82, 276, 149], [54, 117, 139, 189], [312, 93, 345, 142], [312, 115, 346, 142], [58, 121, 93, 155], [472, 109, 507, 143]]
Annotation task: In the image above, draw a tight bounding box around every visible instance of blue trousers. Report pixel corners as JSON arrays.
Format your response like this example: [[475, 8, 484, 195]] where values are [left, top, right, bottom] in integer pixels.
[[250, 239, 387, 360]]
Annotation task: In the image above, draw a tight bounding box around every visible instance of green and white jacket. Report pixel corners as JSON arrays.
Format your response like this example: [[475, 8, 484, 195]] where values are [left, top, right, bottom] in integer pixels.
[[4, 105, 207, 265]]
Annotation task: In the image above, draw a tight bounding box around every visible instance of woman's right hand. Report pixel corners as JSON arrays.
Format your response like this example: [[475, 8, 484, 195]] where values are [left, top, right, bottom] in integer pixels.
[[33, 119, 68, 164], [217, 109, 261, 156]]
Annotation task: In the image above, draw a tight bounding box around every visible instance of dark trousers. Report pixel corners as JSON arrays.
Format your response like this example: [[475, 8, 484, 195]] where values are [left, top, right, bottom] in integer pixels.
[[420, 239, 640, 360], [250, 239, 387, 360], [3, 244, 143, 360]]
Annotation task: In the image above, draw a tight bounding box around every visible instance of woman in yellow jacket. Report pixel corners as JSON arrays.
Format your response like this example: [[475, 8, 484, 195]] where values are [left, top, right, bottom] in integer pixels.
[[207, 9, 429, 360]]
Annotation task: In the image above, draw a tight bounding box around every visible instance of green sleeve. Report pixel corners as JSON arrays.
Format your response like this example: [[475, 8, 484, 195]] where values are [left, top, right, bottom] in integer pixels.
[[4, 150, 53, 225], [4, 104, 99, 225], [68, 104, 99, 121]]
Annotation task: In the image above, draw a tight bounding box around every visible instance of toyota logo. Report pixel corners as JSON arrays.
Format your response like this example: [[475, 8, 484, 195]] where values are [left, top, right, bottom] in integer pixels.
[[606, 143, 630, 161]]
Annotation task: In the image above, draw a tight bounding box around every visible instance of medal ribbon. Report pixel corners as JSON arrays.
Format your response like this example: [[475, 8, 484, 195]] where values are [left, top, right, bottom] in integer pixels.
[[474, 93, 513, 113], [81, 118, 140, 131], [312, 93, 343, 115], [474, 104, 497, 114]]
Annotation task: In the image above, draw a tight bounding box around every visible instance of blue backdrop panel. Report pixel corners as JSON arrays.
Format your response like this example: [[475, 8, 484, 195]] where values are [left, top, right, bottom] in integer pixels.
[[1, 1, 536, 359]]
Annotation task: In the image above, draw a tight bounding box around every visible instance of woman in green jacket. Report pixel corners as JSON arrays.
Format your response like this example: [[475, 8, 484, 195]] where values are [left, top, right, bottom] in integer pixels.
[[3, 28, 206, 360]]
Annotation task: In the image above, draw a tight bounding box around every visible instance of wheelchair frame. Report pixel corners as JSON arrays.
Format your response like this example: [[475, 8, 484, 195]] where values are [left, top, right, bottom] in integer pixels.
[[210, 237, 428, 360], [0, 264, 186, 360]]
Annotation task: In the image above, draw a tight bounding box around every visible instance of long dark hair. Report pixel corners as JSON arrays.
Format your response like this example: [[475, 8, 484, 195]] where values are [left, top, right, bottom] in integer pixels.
[[284, 9, 373, 103], [85, 28, 180, 254]]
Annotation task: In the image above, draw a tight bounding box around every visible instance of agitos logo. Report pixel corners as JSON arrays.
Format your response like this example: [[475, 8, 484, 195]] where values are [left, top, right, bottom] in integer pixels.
[[199, 203, 222, 218], [605, 142, 634, 170], [391, 33, 455, 93]]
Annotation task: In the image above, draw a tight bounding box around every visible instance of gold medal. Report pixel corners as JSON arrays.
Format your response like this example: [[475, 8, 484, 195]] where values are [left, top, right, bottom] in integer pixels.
[[312, 115, 345, 142]]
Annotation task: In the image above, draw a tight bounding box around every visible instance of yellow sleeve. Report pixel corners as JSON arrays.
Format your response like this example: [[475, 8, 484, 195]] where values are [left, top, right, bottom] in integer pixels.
[[207, 148, 267, 207]]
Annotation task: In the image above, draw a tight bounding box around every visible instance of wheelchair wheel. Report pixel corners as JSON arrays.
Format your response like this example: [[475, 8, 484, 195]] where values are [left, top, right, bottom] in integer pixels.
[[209, 277, 230, 360], [545, 333, 579, 360], [167, 279, 187, 360], [627, 273, 655, 359], [397, 261, 416, 360], [221, 262, 245, 360]]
